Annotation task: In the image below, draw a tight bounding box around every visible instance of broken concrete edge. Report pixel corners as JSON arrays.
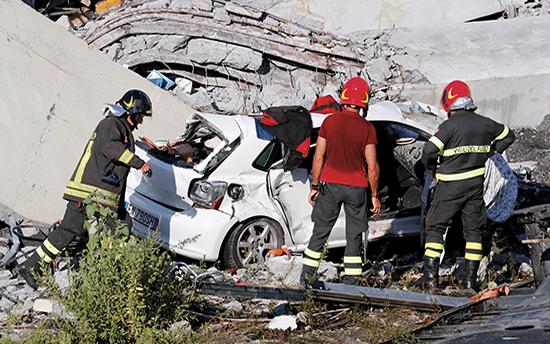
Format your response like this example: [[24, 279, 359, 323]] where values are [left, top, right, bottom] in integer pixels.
[[0, 202, 50, 228]]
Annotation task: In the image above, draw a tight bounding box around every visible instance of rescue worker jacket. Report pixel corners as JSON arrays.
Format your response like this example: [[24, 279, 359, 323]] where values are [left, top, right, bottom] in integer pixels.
[[421, 110, 515, 182], [63, 112, 145, 209]]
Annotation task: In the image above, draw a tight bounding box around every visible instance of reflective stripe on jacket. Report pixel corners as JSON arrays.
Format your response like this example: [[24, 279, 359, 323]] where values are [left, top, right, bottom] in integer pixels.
[[63, 114, 145, 209], [421, 110, 515, 182]]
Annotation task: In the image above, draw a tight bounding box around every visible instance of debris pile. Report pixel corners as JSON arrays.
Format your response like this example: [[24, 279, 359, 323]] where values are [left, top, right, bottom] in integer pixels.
[[505, 0, 550, 18], [508, 114, 550, 185], [70, 0, 430, 114]]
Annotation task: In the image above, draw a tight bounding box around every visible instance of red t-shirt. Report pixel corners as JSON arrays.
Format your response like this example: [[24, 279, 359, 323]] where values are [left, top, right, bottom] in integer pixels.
[[319, 109, 377, 187]]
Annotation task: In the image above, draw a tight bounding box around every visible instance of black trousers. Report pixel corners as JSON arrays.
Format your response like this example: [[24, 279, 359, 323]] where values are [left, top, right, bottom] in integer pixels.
[[303, 182, 368, 282], [424, 177, 485, 261], [26, 200, 132, 270]]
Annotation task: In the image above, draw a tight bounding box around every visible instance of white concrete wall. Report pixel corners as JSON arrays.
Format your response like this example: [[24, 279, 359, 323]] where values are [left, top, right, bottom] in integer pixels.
[[0, 0, 194, 224], [269, 0, 509, 35], [390, 16, 550, 128]]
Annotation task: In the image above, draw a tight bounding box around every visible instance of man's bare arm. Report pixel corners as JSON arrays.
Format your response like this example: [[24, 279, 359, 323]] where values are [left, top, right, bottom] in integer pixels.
[[365, 143, 380, 215], [309, 137, 326, 206]]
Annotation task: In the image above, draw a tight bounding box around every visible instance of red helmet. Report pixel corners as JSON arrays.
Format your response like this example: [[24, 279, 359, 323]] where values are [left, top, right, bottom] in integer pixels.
[[340, 77, 370, 108], [440, 80, 473, 113]]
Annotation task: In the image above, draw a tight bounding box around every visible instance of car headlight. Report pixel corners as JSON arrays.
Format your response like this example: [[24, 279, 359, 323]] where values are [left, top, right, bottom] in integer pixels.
[[189, 180, 228, 209]]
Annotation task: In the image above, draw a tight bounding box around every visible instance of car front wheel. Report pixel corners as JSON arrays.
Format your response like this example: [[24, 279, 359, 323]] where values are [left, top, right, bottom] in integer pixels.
[[222, 218, 284, 269]]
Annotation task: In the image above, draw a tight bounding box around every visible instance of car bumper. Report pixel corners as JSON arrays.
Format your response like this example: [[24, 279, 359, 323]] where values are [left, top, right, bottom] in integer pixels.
[[126, 189, 239, 261]]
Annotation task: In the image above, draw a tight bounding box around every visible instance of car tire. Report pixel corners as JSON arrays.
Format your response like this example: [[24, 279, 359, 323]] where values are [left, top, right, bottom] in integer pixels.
[[222, 218, 284, 270]]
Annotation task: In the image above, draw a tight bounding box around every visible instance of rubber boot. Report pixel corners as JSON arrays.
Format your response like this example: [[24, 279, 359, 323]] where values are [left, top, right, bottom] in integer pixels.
[[14, 252, 42, 290], [461, 259, 480, 291], [409, 256, 439, 291], [300, 265, 317, 289]]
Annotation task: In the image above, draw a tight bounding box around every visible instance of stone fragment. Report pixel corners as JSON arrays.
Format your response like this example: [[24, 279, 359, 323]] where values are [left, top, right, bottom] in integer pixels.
[[225, 3, 263, 19], [178, 87, 213, 110], [368, 57, 392, 84], [55, 15, 75, 31], [213, 6, 231, 24], [169, 0, 192, 9], [272, 301, 289, 316], [122, 36, 148, 55], [170, 320, 192, 331], [0, 295, 15, 309], [288, 7, 325, 31], [268, 315, 297, 331], [142, 0, 170, 9], [105, 42, 123, 61], [12, 298, 34, 317], [519, 262, 533, 278], [187, 39, 227, 65], [156, 36, 189, 53], [190, 0, 213, 12], [55, 270, 70, 290], [52, 301, 72, 320], [266, 255, 337, 286], [33, 299, 52, 313], [225, 46, 263, 71], [223, 300, 243, 312]]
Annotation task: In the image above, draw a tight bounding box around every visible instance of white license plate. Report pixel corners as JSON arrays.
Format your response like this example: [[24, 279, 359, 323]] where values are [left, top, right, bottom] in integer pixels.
[[126, 202, 159, 229]]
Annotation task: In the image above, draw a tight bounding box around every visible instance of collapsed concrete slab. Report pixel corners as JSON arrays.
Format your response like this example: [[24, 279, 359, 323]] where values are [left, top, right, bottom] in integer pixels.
[[267, 0, 508, 35], [387, 15, 550, 127], [75, 0, 550, 130], [0, 0, 194, 224]]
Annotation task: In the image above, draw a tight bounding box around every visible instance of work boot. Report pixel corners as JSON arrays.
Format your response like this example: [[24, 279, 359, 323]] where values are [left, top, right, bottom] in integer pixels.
[[300, 265, 317, 289], [409, 256, 439, 291], [461, 259, 480, 291], [14, 253, 42, 290]]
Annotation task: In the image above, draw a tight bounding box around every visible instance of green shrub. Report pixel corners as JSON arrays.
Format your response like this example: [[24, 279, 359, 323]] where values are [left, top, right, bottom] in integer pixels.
[[30, 196, 204, 343]]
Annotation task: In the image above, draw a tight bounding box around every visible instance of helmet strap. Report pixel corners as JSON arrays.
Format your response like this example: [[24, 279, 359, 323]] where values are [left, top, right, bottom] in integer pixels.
[[127, 113, 143, 130]]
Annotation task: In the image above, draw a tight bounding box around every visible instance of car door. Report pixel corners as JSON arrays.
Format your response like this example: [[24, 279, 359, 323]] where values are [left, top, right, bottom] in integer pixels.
[[265, 139, 348, 250]]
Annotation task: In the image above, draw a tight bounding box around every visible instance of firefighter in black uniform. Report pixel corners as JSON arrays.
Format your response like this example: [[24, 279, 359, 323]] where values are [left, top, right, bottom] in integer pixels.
[[16, 89, 153, 290], [411, 80, 515, 291]]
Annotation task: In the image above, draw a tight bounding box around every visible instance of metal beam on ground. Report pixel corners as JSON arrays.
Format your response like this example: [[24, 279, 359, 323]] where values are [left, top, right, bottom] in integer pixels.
[[197, 281, 470, 312]]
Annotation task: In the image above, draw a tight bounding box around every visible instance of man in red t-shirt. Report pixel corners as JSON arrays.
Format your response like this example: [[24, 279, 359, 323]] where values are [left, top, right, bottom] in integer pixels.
[[301, 77, 381, 286]]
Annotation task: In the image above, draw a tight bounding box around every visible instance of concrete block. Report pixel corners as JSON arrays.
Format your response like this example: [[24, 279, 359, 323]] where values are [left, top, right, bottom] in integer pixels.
[[270, 0, 506, 35], [0, 295, 15, 309], [225, 46, 263, 71], [222, 300, 244, 312], [33, 299, 53, 313], [187, 39, 227, 64], [289, 7, 324, 31], [0, 0, 194, 224], [225, 3, 263, 20], [170, 320, 192, 331], [266, 255, 338, 286], [268, 315, 297, 331]]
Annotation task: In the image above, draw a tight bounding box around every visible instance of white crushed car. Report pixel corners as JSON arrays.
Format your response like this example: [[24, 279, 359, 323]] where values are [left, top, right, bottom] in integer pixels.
[[125, 100, 449, 269]]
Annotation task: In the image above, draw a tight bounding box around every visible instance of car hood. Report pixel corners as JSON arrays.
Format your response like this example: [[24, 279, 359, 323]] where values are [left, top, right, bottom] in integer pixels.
[[127, 112, 242, 210]]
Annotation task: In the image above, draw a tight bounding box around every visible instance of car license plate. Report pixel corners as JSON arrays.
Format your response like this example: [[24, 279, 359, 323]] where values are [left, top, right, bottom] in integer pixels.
[[125, 202, 159, 229]]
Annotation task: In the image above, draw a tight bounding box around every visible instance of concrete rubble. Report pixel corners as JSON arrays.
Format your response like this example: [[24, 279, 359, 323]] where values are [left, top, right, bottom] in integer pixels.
[[2, 0, 550, 341], [69, 0, 550, 127], [2, 0, 550, 224]]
